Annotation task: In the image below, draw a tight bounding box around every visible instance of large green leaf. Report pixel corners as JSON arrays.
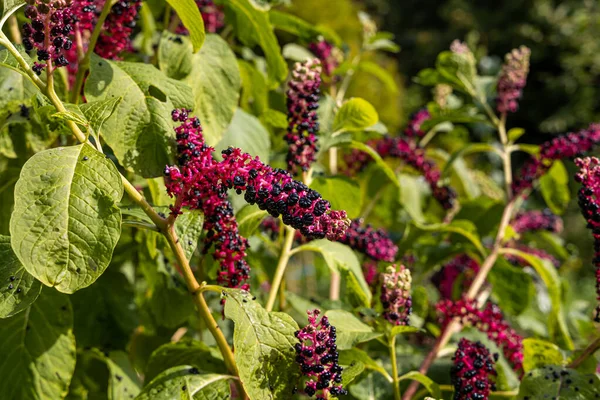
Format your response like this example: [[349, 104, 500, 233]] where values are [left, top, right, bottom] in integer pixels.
[[539, 160, 570, 215], [398, 371, 441, 399], [165, 0, 205, 52], [221, 0, 287, 87], [79, 97, 122, 141], [223, 289, 300, 400], [236, 204, 268, 237], [310, 176, 362, 219], [85, 55, 194, 177], [516, 366, 600, 399], [215, 108, 271, 161], [333, 98, 379, 133], [182, 34, 241, 146], [0, 235, 41, 318], [292, 240, 371, 305], [174, 209, 204, 261], [488, 258, 534, 315], [0, 289, 76, 400], [158, 32, 194, 80], [338, 348, 390, 380], [0, 0, 24, 28], [10, 144, 123, 293], [145, 339, 227, 382], [522, 338, 565, 373], [325, 309, 383, 350], [138, 366, 231, 400]]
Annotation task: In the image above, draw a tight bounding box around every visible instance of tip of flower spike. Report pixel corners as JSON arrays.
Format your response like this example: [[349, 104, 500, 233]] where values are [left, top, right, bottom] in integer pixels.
[[380, 265, 412, 325]]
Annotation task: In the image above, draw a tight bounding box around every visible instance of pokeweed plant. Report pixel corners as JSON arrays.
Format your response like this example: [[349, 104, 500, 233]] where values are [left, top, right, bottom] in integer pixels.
[[0, 1, 599, 400]]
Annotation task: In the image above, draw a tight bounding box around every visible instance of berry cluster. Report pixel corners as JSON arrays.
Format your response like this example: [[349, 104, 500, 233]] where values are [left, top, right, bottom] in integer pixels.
[[437, 298, 524, 372], [294, 310, 346, 398], [95, 0, 141, 60], [285, 59, 322, 174], [574, 157, 600, 321], [71, 0, 96, 32], [451, 338, 497, 400], [22, 0, 77, 74], [339, 218, 398, 262], [511, 209, 563, 234], [309, 39, 342, 76], [176, 0, 224, 34], [496, 46, 530, 114], [166, 109, 250, 290], [432, 254, 480, 299], [380, 265, 412, 325], [404, 108, 431, 138], [512, 124, 600, 196]]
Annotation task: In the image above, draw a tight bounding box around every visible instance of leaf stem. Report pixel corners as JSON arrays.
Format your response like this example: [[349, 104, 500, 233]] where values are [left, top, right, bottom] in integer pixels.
[[7, 15, 21, 44], [389, 334, 402, 400], [568, 335, 600, 369], [266, 226, 296, 312], [70, 0, 114, 104]]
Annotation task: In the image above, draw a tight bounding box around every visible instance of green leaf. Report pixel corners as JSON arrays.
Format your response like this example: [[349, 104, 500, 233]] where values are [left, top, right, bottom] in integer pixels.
[[10, 144, 123, 293], [348, 141, 400, 189], [0, 235, 41, 318], [222, 0, 287, 87], [413, 220, 486, 257], [238, 60, 268, 115], [342, 361, 365, 386], [539, 160, 570, 215], [145, 339, 227, 382], [508, 127, 526, 143], [223, 289, 300, 400], [522, 338, 565, 373], [215, 108, 271, 161], [292, 240, 371, 305], [165, 0, 205, 52], [310, 176, 361, 219], [236, 205, 268, 237], [356, 61, 399, 93], [389, 325, 421, 338], [79, 97, 123, 140], [435, 50, 477, 94], [398, 173, 425, 222], [85, 55, 194, 177], [488, 258, 534, 315], [333, 98, 379, 133], [260, 109, 287, 129], [0, 0, 24, 29], [516, 366, 600, 399], [341, 267, 371, 309], [441, 142, 499, 176], [398, 371, 441, 399], [325, 309, 383, 349], [158, 31, 194, 80], [183, 34, 241, 146], [174, 209, 204, 261], [500, 248, 573, 350], [269, 10, 342, 46], [0, 289, 76, 400], [138, 366, 232, 400], [338, 348, 390, 380]]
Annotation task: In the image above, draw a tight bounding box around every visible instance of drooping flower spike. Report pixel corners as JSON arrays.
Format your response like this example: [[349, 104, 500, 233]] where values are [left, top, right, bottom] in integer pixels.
[[285, 59, 322, 174], [451, 338, 497, 400], [404, 108, 431, 139], [380, 265, 412, 325], [432, 254, 480, 299], [511, 209, 563, 234], [339, 218, 398, 262], [309, 39, 342, 76], [95, 0, 141, 60], [437, 298, 524, 372], [512, 124, 600, 196], [175, 0, 224, 34], [574, 157, 600, 321], [496, 46, 531, 114], [294, 309, 347, 398], [22, 0, 78, 74]]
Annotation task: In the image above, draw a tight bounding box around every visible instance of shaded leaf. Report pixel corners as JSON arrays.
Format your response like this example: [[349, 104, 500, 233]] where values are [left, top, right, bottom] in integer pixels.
[[236, 205, 268, 238], [522, 338, 565, 373], [516, 366, 599, 399], [325, 309, 383, 350], [333, 98, 379, 133], [539, 160, 570, 215], [138, 366, 231, 400], [310, 175, 361, 219], [215, 108, 271, 161], [165, 0, 205, 52], [398, 371, 441, 399], [488, 258, 534, 315]]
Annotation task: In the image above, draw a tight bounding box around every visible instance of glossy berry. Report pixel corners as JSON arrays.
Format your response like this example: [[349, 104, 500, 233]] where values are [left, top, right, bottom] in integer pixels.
[[496, 46, 530, 114], [574, 157, 600, 321], [437, 298, 524, 372], [285, 59, 322, 174], [451, 338, 497, 400], [294, 309, 347, 398], [380, 265, 412, 325]]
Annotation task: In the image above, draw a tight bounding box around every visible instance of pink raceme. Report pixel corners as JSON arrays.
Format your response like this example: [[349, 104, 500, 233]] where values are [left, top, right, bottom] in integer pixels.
[[432, 254, 480, 299], [339, 218, 398, 262], [309, 39, 342, 76], [451, 338, 497, 400], [380, 265, 412, 325], [575, 157, 600, 321], [511, 209, 563, 234], [404, 108, 431, 138], [294, 309, 346, 398], [95, 0, 141, 60], [496, 46, 530, 114]]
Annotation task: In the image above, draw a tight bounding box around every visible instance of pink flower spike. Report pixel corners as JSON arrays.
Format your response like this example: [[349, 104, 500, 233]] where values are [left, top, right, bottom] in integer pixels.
[[380, 265, 412, 325], [496, 46, 530, 114]]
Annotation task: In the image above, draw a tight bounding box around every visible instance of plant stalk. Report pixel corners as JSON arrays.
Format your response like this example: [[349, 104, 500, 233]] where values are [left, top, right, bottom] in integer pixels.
[[266, 226, 296, 312], [389, 335, 402, 400], [7, 15, 21, 43], [568, 335, 600, 369]]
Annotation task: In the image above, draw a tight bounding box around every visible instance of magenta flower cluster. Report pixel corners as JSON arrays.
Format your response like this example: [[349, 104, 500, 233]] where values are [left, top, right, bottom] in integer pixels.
[[294, 309, 346, 398], [309, 39, 341, 76], [511, 209, 563, 234], [22, 0, 77, 74], [437, 298, 524, 372], [575, 157, 600, 321], [176, 0, 224, 34], [433, 254, 480, 299], [512, 124, 600, 196], [496, 46, 530, 114], [339, 218, 398, 262], [451, 338, 497, 400], [380, 265, 412, 325], [95, 0, 141, 60], [285, 59, 322, 174], [404, 108, 431, 138]]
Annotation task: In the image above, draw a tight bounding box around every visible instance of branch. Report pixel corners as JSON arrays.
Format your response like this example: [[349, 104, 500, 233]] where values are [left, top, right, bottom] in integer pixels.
[[568, 335, 600, 369], [265, 226, 296, 312]]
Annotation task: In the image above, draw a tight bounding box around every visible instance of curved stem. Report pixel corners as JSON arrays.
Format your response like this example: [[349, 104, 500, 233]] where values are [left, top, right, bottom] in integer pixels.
[[266, 226, 295, 312], [568, 335, 600, 369], [70, 0, 114, 104], [7, 15, 21, 44], [389, 335, 401, 400]]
